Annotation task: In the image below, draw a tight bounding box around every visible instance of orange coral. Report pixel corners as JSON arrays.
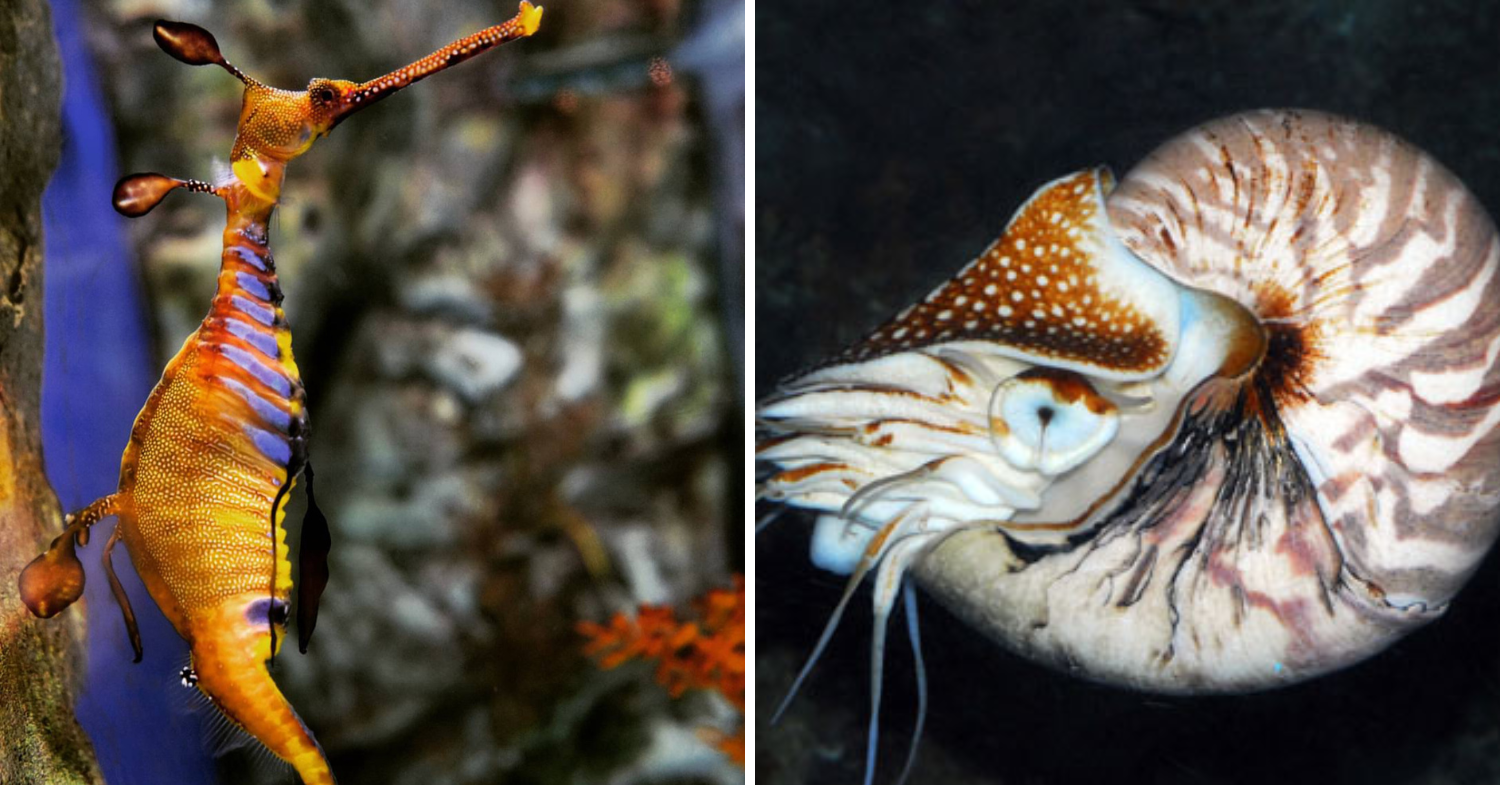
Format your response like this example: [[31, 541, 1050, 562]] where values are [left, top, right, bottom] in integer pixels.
[[578, 575, 745, 765]]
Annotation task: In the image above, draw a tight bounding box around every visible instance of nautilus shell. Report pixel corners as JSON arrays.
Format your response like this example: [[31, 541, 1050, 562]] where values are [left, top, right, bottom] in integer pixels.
[[758, 109, 1500, 732]]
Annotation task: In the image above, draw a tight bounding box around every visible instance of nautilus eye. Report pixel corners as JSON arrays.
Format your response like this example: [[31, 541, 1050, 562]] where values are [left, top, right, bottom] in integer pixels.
[[757, 109, 1500, 783], [989, 368, 1119, 476]]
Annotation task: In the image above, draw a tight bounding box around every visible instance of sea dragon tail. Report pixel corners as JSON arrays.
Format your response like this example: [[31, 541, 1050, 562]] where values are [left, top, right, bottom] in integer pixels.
[[190, 604, 334, 784]]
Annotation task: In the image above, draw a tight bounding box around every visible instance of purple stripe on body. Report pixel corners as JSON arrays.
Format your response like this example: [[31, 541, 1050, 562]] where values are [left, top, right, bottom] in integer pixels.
[[243, 597, 289, 627], [232, 295, 275, 326], [223, 317, 280, 358], [226, 245, 267, 271], [220, 377, 291, 431], [236, 272, 271, 301], [244, 423, 292, 465], [221, 344, 292, 397]]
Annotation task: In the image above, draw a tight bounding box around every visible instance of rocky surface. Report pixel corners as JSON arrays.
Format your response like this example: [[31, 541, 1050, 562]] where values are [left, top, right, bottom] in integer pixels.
[[0, 0, 103, 782], [80, 0, 741, 782]]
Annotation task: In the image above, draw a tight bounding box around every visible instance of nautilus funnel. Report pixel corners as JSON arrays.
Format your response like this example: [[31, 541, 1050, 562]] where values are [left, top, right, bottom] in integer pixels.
[[757, 108, 1500, 698]]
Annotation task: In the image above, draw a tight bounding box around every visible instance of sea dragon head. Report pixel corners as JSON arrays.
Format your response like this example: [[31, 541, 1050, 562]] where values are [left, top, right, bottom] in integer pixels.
[[122, 1, 544, 208]]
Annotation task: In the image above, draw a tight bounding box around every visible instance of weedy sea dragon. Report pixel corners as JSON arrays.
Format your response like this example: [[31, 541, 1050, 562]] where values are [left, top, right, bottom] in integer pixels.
[[18, 4, 543, 782]]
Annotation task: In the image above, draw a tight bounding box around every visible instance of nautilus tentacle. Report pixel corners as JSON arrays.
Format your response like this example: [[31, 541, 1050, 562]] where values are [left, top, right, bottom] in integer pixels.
[[757, 109, 1500, 779]]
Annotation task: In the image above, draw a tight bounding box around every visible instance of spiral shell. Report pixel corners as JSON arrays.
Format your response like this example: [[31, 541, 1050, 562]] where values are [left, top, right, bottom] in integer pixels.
[[758, 108, 1500, 708]]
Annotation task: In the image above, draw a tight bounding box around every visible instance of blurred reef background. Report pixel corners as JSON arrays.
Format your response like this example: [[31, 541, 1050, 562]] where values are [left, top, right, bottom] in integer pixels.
[[758, 1, 1500, 784], [42, 0, 743, 783]]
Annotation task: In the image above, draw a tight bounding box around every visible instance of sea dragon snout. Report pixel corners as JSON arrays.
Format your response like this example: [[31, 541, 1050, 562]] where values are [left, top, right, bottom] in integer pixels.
[[19, 4, 541, 782]]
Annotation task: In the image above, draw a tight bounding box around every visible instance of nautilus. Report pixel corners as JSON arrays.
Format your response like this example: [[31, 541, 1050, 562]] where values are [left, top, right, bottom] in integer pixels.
[[756, 109, 1500, 781]]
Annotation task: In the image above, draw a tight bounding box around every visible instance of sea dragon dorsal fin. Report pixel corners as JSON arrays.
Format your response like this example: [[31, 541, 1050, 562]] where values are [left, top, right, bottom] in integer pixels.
[[296, 462, 331, 654]]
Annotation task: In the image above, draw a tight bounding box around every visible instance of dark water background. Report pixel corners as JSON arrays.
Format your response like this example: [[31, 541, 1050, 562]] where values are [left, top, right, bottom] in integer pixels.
[[757, 1, 1500, 783]]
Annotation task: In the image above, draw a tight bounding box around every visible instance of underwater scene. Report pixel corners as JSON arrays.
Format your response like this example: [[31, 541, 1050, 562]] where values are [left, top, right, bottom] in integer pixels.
[[2, 0, 742, 782], [12, 0, 1500, 783], [757, 2, 1500, 785]]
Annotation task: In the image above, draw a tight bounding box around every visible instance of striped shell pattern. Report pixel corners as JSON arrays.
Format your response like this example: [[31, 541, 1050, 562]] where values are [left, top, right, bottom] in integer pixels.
[[758, 109, 1500, 746]]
